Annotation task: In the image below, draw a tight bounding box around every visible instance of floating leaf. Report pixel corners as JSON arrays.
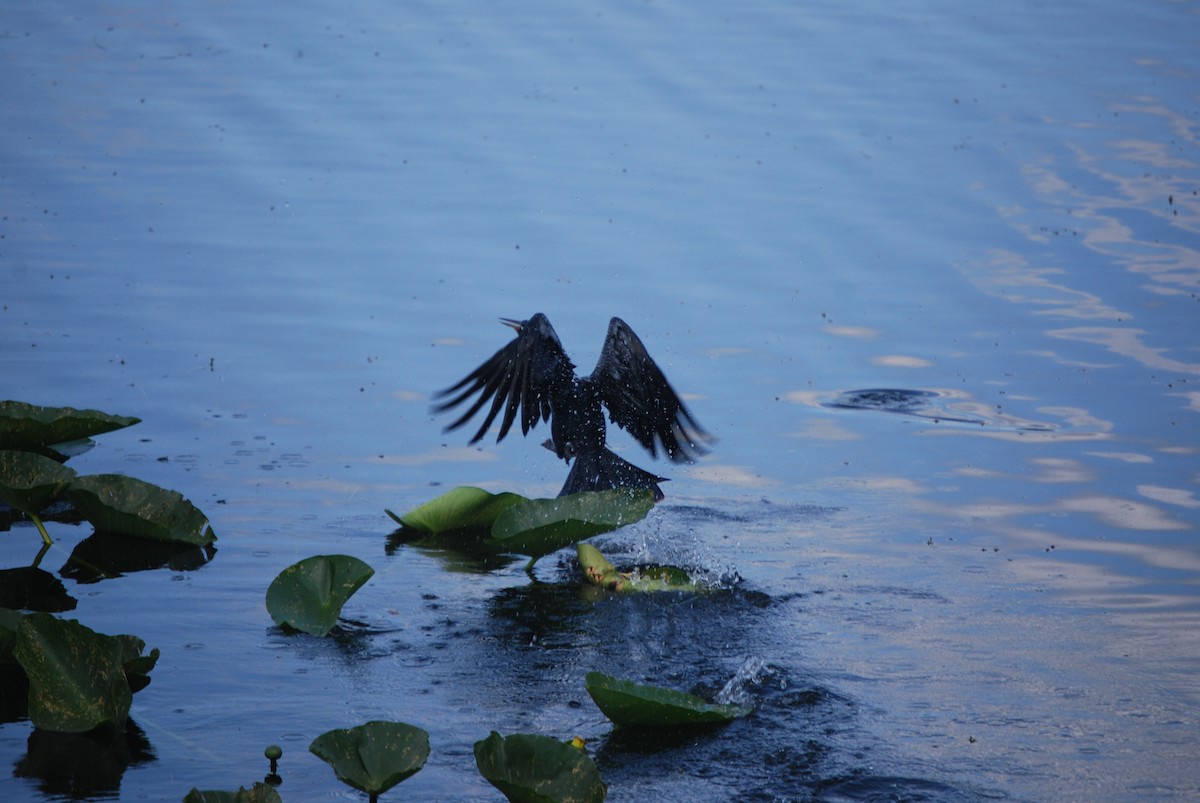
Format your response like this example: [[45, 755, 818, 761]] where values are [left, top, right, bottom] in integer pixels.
[[585, 671, 751, 729], [389, 486, 527, 534], [310, 720, 430, 796], [489, 490, 655, 565], [12, 613, 133, 732], [183, 784, 283, 803], [576, 544, 699, 593], [0, 401, 140, 452], [265, 554, 375, 636], [116, 634, 160, 694], [67, 474, 216, 546], [0, 450, 77, 515], [474, 731, 607, 803]]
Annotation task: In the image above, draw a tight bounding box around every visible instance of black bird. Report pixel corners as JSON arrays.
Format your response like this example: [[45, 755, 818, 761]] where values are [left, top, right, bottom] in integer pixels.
[[433, 314, 712, 500]]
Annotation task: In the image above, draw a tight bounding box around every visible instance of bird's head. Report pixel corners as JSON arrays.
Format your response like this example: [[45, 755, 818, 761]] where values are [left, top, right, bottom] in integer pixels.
[[499, 313, 561, 347]]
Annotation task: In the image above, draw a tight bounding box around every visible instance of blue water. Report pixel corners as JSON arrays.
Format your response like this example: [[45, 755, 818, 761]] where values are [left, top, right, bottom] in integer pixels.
[[2, 1, 1198, 800]]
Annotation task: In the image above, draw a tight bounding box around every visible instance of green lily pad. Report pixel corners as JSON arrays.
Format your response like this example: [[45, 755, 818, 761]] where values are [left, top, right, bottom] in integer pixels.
[[489, 490, 655, 565], [388, 485, 527, 534], [117, 634, 160, 693], [0, 450, 77, 515], [309, 720, 430, 796], [474, 731, 607, 803], [12, 613, 134, 732], [265, 554, 375, 636], [576, 543, 699, 593], [67, 474, 216, 546], [585, 671, 751, 729], [182, 784, 283, 803], [0, 400, 140, 452]]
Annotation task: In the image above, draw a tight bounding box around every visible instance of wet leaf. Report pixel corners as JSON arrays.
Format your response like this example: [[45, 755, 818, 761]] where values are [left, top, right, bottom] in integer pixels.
[[389, 485, 527, 534], [0, 401, 139, 451], [576, 544, 699, 593], [0, 450, 77, 516], [489, 489, 655, 563], [182, 784, 283, 803], [474, 731, 607, 803], [309, 720, 430, 796], [265, 554, 375, 636], [67, 474, 216, 546], [585, 671, 751, 728], [12, 613, 133, 733]]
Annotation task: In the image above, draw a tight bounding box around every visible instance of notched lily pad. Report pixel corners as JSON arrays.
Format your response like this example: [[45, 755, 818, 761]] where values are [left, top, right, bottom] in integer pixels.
[[576, 543, 699, 593], [67, 474, 216, 546], [489, 489, 655, 564], [388, 485, 527, 534], [0, 401, 140, 452], [474, 731, 607, 803], [585, 671, 751, 729], [309, 720, 430, 796], [13, 613, 136, 733], [265, 554, 375, 636]]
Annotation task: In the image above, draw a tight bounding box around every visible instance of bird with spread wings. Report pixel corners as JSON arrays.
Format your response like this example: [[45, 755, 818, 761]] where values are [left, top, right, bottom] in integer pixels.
[[433, 313, 713, 500]]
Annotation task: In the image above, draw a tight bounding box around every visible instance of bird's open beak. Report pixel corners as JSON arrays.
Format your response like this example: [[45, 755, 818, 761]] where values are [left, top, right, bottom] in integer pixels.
[[499, 318, 523, 331]]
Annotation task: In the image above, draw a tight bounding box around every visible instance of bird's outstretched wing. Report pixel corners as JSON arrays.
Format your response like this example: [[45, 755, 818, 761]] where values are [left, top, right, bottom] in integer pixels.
[[433, 313, 574, 444], [591, 317, 713, 463]]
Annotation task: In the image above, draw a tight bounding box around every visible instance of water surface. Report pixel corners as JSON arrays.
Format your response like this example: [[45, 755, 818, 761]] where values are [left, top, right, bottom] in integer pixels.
[[2, 1, 1198, 800]]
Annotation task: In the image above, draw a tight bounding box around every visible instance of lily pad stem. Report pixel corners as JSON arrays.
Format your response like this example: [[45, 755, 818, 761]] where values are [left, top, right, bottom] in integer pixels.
[[31, 513, 52, 545]]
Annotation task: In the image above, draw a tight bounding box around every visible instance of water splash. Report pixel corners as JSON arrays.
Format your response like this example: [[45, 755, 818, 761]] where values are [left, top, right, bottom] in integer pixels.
[[716, 655, 777, 707]]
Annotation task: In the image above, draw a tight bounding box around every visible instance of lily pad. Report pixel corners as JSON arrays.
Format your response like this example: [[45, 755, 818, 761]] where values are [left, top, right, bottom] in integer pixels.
[[0, 401, 140, 452], [67, 474, 216, 546], [0, 450, 77, 515], [576, 544, 699, 593], [474, 731, 607, 803], [388, 485, 527, 534], [117, 634, 160, 694], [585, 671, 751, 729], [309, 720, 430, 797], [183, 784, 283, 803], [12, 613, 134, 733], [265, 554, 375, 636], [489, 489, 655, 565]]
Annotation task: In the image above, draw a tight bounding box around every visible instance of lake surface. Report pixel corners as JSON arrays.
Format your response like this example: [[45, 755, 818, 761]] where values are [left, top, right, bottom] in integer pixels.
[[2, 1, 1198, 800]]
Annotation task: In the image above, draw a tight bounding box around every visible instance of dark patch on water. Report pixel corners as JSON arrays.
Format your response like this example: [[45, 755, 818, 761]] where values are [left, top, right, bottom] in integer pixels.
[[824, 388, 1057, 432]]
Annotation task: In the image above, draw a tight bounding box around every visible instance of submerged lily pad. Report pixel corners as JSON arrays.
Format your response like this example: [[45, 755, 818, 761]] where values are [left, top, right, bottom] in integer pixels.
[[585, 671, 751, 729], [309, 720, 430, 796], [388, 485, 527, 534], [0, 401, 140, 452], [489, 489, 655, 565], [265, 554, 375, 636], [474, 731, 607, 803], [0, 450, 77, 515], [67, 474, 216, 546], [13, 613, 135, 732], [576, 544, 699, 593]]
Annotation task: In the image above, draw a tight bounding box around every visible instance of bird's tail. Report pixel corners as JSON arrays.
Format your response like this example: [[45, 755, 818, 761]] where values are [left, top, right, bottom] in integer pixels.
[[558, 448, 666, 501]]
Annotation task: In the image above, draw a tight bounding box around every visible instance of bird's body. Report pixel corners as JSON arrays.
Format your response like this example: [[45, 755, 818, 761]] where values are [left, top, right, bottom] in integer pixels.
[[434, 314, 712, 499]]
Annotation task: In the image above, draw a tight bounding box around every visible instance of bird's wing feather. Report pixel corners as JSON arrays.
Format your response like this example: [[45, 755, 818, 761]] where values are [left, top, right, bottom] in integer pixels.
[[591, 317, 713, 463], [433, 314, 571, 444]]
